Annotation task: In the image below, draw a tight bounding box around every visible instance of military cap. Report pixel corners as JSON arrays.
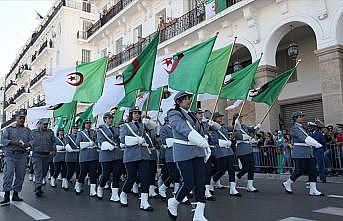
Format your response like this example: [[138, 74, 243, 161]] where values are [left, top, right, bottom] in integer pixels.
[[15, 108, 27, 117], [84, 119, 92, 123], [39, 118, 49, 124], [292, 111, 304, 118], [129, 106, 142, 113], [212, 112, 224, 119], [174, 91, 192, 103], [103, 112, 113, 119]]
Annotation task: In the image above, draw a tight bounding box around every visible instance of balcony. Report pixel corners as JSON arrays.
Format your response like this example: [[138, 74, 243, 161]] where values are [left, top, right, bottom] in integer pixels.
[[4, 98, 16, 110], [77, 31, 88, 41], [86, 0, 135, 39], [1, 117, 16, 129], [13, 86, 29, 101], [5, 80, 17, 92], [107, 4, 205, 71], [5, 0, 94, 80], [30, 99, 46, 108], [30, 69, 46, 88], [31, 40, 55, 67]]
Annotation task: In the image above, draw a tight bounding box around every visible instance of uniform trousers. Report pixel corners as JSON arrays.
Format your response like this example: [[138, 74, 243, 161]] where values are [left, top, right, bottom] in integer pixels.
[[237, 153, 254, 180], [78, 160, 98, 184], [122, 160, 150, 193], [213, 155, 235, 183], [99, 160, 122, 188], [290, 158, 317, 182], [175, 157, 205, 203], [66, 162, 80, 181], [53, 162, 67, 179], [3, 153, 26, 192]]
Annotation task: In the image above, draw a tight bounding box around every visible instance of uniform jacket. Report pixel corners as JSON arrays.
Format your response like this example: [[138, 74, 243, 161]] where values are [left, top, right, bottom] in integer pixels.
[[30, 129, 56, 157], [65, 133, 79, 162], [291, 123, 313, 158], [120, 121, 151, 163], [1, 123, 32, 157], [54, 136, 66, 162], [168, 108, 205, 162], [159, 124, 174, 163], [76, 129, 98, 162], [208, 126, 234, 158], [97, 124, 122, 162], [234, 125, 254, 156]]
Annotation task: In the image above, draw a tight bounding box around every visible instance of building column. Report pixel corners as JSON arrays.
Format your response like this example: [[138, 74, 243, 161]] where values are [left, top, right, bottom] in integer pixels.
[[254, 65, 279, 132], [315, 44, 343, 126]]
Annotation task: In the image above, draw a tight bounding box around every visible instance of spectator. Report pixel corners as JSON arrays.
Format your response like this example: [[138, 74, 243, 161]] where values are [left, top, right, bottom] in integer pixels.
[[251, 134, 260, 172], [282, 134, 292, 174]]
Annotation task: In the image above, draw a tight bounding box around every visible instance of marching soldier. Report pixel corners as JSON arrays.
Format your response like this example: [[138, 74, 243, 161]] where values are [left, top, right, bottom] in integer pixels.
[[96, 112, 122, 202], [119, 107, 153, 211], [282, 111, 323, 196], [50, 128, 67, 189], [75, 119, 98, 197], [208, 112, 241, 197], [167, 92, 211, 221], [158, 115, 181, 199], [65, 124, 80, 190], [31, 118, 56, 197], [1, 109, 32, 206], [194, 108, 215, 201], [233, 113, 260, 192]]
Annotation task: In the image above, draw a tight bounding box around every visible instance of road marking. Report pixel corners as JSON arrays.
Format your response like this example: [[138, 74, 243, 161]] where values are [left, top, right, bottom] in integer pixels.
[[0, 192, 50, 220], [313, 207, 343, 217], [278, 217, 317, 221], [328, 194, 343, 199]]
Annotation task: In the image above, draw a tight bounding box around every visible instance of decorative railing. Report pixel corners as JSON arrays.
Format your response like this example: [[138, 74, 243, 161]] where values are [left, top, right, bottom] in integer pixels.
[[13, 86, 29, 101], [30, 69, 46, 87], [1, 117, 16, 129], [4, 98, 15, 109], [5, 80, 17, 92], [86, 0, 134, 38]]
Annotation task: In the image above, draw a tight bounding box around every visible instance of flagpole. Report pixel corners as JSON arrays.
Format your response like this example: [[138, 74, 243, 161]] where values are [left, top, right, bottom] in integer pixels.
[[210, 37, 237, 119], [259, 59, 301, 125], [156, 87, 165, 125], [190, 32, 219, 110]]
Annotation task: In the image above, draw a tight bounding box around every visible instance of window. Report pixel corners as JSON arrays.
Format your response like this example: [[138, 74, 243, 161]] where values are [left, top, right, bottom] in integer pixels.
[[115, 38, 123, 54], [155, 9, 166, 29], [81, 49, 91, 63], [276, 48, 297, 82], [83, 20, 92, 32], [100, 48, 108, 57], [82, 1, 91, 13], [133, 25, 142, 43]]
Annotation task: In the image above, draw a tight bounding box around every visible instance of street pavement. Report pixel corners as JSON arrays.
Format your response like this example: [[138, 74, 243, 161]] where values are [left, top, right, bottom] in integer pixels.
[[0, 174, 343, 221]]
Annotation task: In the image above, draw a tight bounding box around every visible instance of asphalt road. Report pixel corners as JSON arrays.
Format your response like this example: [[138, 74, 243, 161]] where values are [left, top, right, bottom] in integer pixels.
[[0, 174, 343, 221]]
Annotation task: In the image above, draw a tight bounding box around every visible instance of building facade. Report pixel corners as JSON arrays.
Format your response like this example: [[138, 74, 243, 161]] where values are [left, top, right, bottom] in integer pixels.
[[2, 0, 343, 132], [2, 0, 96, 129]]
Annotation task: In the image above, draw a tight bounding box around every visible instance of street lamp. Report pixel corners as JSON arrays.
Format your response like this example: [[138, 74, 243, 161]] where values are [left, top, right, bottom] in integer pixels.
[[287, 25, 299, 58]]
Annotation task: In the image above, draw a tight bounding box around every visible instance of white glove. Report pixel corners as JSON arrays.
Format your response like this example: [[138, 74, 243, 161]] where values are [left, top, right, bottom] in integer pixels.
[[142, 118, 149, 125], [242, 134, 251, 141], [138, 137, 145, 145], [109, 145, 115, 151], [234, 118, 241, 130], [205, 135, 208, 141], [65, 144, 73, 152], [204, 146, 211, 163], [254, 123, 262, 130], [305, 136, 322, 148], [208, 120, 221, 130], [188, 129, 209, 148], [208, 120, 215, 127], [120, 143, 125, 148], [218, 139, 231, 147]]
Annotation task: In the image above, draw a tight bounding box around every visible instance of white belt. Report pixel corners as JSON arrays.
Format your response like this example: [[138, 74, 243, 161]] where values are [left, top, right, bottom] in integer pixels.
[[173, 139, 195, 146], [294, 143, 311, 147], [237, 140, 250, 144], [67, 149, 79, 153], [57, 150, 66, 153]]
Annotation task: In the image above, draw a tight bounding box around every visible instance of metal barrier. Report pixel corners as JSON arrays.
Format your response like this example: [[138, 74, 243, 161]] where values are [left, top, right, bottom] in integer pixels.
[[244, 144, 343, 174]]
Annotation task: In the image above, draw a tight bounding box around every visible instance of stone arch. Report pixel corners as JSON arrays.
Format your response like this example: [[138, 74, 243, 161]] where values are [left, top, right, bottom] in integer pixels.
[[262, 15, 323, 66], [332, 6, 343, 45]]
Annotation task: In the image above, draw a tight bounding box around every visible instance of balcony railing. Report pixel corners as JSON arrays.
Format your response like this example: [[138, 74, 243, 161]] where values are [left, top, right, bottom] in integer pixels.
[[107, 4, 205, 71], [4, 98, 15, 110], [13, 86, 29, 101], [86, 0, 134, 38], [1, 117, 15, 129], [38, 40, 48, 55], [30, 99, 46, 108], [5, 80, 17, 92], [30, 69, 46, 87], [77, 31, 88, 40], [5, 0, 93, 80]]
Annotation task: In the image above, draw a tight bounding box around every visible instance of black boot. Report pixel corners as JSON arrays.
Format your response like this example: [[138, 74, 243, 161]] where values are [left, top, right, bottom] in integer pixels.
[[35, 186, 43, 198], [12, 191, 23, 202], [0, 191, 10, 206]]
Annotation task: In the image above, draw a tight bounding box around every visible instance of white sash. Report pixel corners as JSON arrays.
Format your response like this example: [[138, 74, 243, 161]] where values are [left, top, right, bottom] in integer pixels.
[[125, 123, 151, 154], [296, 126, 322, 148], [56, 137, 66, 152], [99, 128, 116, 151], [66, 135, 79, 152], [80, 131, 96, 149]]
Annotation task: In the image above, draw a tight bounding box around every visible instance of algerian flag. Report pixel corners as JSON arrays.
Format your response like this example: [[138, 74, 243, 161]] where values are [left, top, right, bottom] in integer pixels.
[[205, 0, 216, 19], [27, 102, 77, 123], [220, 59, 260, 100], [116, 31, 159, 95], [76, 104, 95, 129], [142, 87, 163, 111], [251, 67, 296, 106], [112, 109, 125, 126], [92, 75, 126, 116], [118, 90, 139, 108], [43, 57, 108, 105], [216, 0, 227, 13], [168, 35, 217, 93], [198, 44, 233, 95], [151, 54, 172, 90]]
